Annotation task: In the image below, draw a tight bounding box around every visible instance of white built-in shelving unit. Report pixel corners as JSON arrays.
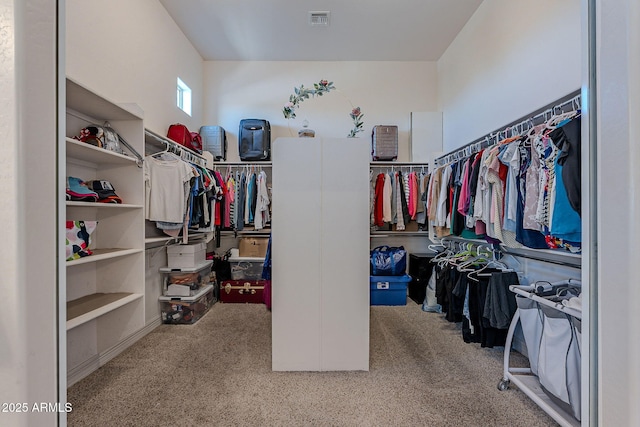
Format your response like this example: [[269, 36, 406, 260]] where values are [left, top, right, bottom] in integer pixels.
[[64, 78, 146, 386]]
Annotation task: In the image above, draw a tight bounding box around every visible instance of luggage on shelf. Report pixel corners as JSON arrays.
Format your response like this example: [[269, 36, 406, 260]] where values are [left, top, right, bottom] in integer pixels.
[[239, 119, 271, 161], [200, 125, 227, 161], [371, 125, 398, 161]]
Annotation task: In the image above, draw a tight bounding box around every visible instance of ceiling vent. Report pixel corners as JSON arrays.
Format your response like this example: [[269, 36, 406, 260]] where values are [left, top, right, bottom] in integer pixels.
[[309, 11, 330, 26]]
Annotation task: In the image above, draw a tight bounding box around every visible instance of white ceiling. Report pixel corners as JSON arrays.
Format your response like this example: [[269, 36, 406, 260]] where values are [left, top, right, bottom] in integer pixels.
[[159, 0, 484, 61]]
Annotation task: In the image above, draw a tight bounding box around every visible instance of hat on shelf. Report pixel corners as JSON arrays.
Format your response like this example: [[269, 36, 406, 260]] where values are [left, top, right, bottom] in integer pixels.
[[85, 180, 123, 204], [66, 176, 98, 202]]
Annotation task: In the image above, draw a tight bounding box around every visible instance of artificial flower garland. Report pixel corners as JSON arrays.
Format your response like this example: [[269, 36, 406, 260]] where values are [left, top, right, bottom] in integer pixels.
[[282, 80, 364, 138]]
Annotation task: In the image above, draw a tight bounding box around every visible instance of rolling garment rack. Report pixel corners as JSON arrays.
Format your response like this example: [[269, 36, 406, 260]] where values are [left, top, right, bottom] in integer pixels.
[[430, 91, 584, 426], [499, 280, 582, 427]]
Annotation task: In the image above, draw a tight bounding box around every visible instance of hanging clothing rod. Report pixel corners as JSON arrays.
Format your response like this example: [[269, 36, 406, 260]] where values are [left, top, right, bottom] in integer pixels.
[[210, 162, 273, 167], [144, 129, 207, 168], [434, 90, 582, 167], [370, 162, 429, 166], [439, 236, 581, 268]]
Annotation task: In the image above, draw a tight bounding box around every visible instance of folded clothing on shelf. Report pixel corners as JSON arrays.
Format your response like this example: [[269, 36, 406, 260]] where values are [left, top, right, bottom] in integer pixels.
[[66, 176, 98, 202], [85, 180, 123, 204], [66, 176, 123, 203]]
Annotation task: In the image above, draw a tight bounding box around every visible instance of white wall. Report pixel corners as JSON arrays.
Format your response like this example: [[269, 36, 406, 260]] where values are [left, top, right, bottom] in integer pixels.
[[595, 0, 640, 424], [1, 0, 60, 425], [437, 0, 582, 152], [203, 61, 438, 162], [66, 0, 204, 136]]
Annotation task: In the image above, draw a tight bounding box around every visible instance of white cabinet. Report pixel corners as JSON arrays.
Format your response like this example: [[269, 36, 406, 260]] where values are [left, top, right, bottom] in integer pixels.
[[271, 138, 370, 371], [64, 79, 145, 385]]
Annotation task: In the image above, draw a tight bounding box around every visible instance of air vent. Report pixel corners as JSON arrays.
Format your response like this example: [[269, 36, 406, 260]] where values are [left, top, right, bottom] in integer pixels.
[[309, 11, 330, 26]]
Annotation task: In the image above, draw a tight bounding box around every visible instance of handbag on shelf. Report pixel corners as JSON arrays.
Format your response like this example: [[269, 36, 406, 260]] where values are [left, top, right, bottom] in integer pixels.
[[370, 245, 407, 276], [66, 220, 97, 261]]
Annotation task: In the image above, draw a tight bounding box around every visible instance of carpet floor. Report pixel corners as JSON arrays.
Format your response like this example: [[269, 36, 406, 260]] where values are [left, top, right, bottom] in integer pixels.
[[67, 301, 558, 426]]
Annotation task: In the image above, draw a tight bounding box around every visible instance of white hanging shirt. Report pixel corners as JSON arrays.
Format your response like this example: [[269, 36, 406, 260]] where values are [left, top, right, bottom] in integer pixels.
[[144, 155, 196, 223]]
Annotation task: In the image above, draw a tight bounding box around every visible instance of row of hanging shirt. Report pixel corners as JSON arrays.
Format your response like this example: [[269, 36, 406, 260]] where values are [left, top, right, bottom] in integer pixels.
[[221, 167, 270, 232], [144, 150, 271, 239], [370, 167, 430, 231], [427, 242, 528, 348], [427, 111, 581, 252], [144, 151, 214, 239]]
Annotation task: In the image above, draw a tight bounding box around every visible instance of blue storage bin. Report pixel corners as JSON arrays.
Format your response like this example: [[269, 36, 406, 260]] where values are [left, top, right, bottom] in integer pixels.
[[370, 275, 411, 306]]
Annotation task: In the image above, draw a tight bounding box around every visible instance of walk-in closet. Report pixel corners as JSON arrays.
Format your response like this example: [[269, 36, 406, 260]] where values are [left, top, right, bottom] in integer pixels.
[[5, 0, 640, 426]]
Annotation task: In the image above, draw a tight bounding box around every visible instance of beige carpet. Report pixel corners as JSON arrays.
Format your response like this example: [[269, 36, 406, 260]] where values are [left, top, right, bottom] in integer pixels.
[[67, 301, 558, 426]]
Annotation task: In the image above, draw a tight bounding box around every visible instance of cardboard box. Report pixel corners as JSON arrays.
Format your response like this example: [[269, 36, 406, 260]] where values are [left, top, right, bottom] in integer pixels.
[[167, 242, 206, 268], [238, 238, 269, 258]]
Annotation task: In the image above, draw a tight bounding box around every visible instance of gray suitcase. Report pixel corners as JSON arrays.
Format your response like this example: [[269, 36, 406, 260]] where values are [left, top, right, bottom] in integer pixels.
[[371, 125, 398, 161], [200, 125, 227, 161]]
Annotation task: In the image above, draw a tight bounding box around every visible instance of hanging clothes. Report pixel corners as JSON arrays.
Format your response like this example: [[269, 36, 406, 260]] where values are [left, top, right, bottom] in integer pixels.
[[254, 170, 271, 230], [373, 173, 386, 227], [549, 117, 581, 215], [144, 153, 197, 225]]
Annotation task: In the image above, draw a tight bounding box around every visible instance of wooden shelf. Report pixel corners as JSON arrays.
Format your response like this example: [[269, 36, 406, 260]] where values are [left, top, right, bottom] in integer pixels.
[[66, 248, 143, 267], [66, 292, 143, 330], [66, 138, 139, 166]]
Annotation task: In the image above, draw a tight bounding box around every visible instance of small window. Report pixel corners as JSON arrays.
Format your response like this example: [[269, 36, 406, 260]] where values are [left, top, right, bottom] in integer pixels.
[[177, 77, 192, 116]]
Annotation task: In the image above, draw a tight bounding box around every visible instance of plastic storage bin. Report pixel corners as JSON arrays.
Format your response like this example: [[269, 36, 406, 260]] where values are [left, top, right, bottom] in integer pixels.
[[159, 260, 213, 296], [229, 256, 265, 280], [167, 242, 206, 268], [370, 275, 411, 306], [159, 284, 214, 324]]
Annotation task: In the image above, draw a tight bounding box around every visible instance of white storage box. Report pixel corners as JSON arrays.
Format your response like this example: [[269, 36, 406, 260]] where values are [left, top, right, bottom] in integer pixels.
[[229, 256, 265, 280], [159, 260, 213, 296], [167, 242, 206, 268]]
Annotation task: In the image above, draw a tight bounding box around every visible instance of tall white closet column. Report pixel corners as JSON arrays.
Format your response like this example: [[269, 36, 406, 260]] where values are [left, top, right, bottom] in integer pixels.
[[272, 137, 370, 371]]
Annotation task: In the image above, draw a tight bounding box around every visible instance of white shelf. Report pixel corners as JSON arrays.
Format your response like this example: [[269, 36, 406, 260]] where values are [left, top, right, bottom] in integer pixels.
[[64, 77, 146, 387], [66, 248, 143, 267], [66, 292, 143, 330], [210, 161, 273, 166], [145, 236, 174, 244], [67, 78, 143, 121], [370, 231, 429, 237], [507, 374, 580, 427], [66, 137, 138, 166], [66, 201, 143, 209], [370, 161, 428, 166], [220, 229, 272, 236]]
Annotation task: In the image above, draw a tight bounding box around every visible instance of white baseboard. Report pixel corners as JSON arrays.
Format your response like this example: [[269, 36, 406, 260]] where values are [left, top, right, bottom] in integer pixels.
[[67, 317, 162, 387], [67, 355, 100, 387]]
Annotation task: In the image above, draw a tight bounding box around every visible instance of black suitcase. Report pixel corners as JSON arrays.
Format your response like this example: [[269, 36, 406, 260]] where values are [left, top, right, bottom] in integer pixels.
[[239, 119, 270, 161], [200, 125, 227, 161]]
